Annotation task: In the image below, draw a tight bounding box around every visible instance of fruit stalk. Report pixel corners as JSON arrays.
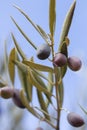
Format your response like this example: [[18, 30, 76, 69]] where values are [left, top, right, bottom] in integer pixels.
[[51, 36, 61, 130], [54, 68, 61, 130]]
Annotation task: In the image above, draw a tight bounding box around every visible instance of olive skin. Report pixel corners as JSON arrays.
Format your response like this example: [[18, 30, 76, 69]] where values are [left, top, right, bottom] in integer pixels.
[[12, 89, 25, 109], [53, 53, 67, 67], [0, 87, 14, 99], [67, 112, 84, 127], [36, 127, 43, 130], [68, 56, 82, 71], [36, 44, 51, 60]]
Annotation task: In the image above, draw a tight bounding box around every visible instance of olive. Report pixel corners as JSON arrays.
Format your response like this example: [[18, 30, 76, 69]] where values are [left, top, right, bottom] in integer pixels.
[[53, 53, 67, 67], [68, 56, 82, 71], [12, 89, 25, 109], [36, 127, 43, 130], [36, 44, 51, 60], [67, 112, 84, 127], [0, 87, 14, 99]]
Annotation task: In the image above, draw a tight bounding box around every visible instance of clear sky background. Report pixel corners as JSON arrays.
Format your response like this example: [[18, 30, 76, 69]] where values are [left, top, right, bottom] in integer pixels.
[[0, 0, 87, 130]]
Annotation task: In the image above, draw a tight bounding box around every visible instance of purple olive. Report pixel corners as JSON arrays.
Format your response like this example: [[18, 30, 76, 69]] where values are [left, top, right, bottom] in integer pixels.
[[0, 87, 14, 99], [53, 53, 67, 67], [68, 56, 82, 71], [36, 44, 51, 60], [36, 127, 43, 130], [67, 112, 85, 127], [12, 89, 25, 109]]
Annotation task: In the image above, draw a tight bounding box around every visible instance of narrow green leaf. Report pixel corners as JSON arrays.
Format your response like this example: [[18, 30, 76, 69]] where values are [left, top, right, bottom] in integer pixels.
[[8, 48, 16, 84], [79, 104, 87, 115], [54, 67, 64, 107], [49, 0, 56, 37], [31, 68, 53, 86], [0, 83, 6, 87], [13, 5, 49, 44], [36, 25, 49, 40], [58, 80, 64, 108], [59, 0, 76, 46], [46, 72, 54, 107], [4, 40, 9, 74], [13, 60, 29, 74], [11, 33, 26, 60], [37, 90, 50, 121], [0, 76, 7, 88], [59, 41, 68, 57], [29, 70, 52, 96], [23, 60, 54, 73], [11, 18, 37, 50], [61, 65, 67, 78], [57, 68, 64, 107], [16, 56, 33, 102], [32, 70, 52, 103], [13, 61, 33, 100], [20, 89, 41, 119], [26, 71, 33, 102]]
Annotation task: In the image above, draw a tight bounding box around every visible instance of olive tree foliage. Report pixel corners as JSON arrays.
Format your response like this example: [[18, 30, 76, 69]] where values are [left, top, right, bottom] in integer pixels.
[[0, 0, 86, 130]]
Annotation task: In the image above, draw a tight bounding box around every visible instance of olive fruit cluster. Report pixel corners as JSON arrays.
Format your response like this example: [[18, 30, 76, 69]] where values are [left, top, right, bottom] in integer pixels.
[[36, 43, 51, 60], [53, 52, 82, 71], [67, 112, 84, 127], [0, 87, 25, 109]]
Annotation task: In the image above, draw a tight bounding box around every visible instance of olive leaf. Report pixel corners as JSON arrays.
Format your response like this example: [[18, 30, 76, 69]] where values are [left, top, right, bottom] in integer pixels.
[[29, 70, 52, 96], [59, 0, 76, 46], [79, 104, 87, 115], [31, 68, 53, 86], [11, 33, 26, 60], [49, 0, 56, 37], [54, 67, 64, 108], [60, 65, 67, 78], [59, 40, 68, 57], [20, 89, 41, 119], [32, 70, 52, 103], [57, 68, 64, 107], [13, 60, 29, 74], [46, 72, 54, 108], [36, 25, 49, 41], [23, 60, 54, 73], [13, 5, 49, 44], [8, 48, 16, 85], [11, 18, 37, 50], [37, 89, 51, 121], [17, 57, 33, 102], [26, 71, 33, 102], [3, 40, 9, 74], [0, 76, 7, 87], [58, 79, 64, 108]]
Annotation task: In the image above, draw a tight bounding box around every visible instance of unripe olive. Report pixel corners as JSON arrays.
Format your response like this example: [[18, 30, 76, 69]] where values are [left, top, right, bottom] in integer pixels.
[[67, 112, 84, 127], [36, 43, 51, 60], [53, 53, 67, 67], [68, 56, 82, 71], [0, 87, 14, 99], [36, 127, 43, 130], [12, 89, 25, 109]]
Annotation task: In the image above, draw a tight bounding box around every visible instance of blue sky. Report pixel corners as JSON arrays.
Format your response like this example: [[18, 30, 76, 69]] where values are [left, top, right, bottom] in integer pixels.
[[0, 0, 87, 130]]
